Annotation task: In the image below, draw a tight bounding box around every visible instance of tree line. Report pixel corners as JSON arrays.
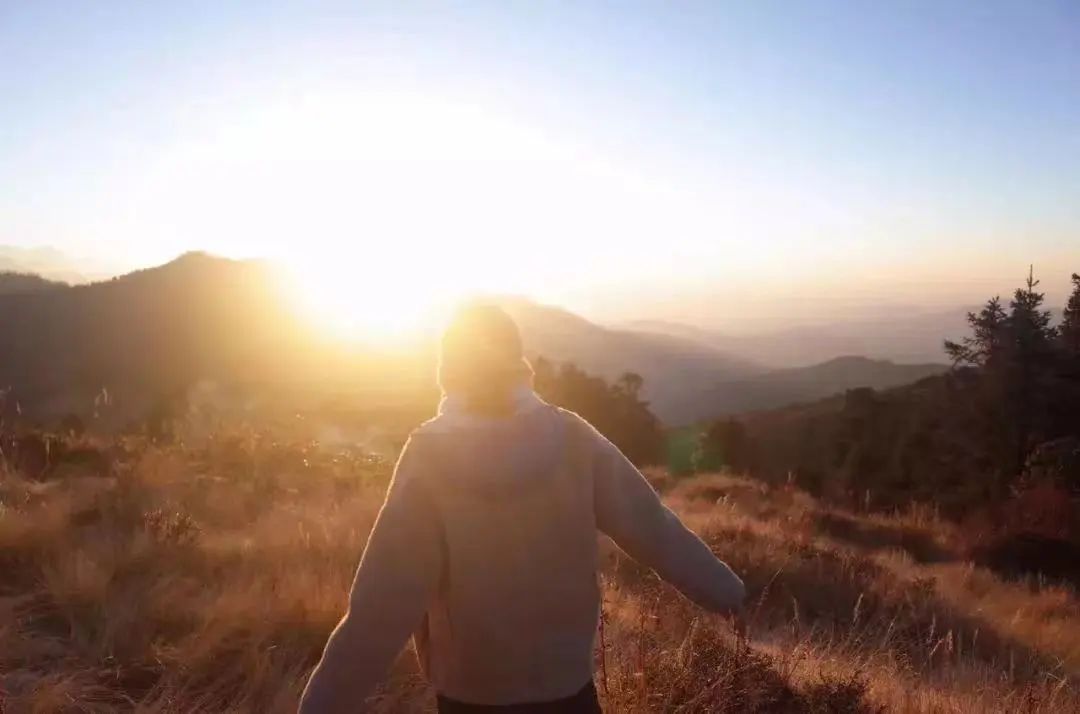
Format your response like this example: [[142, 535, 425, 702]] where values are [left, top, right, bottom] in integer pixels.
[[701, 270, 1080, 522], [532, 357, 665, 466]]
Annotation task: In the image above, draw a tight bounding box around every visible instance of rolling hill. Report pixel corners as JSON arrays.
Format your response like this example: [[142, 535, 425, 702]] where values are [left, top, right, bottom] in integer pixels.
[[0, 272, 69, 295], [0, 253, 949, 427], [688, 355, 948, 422], [0, 253, 334, 424]]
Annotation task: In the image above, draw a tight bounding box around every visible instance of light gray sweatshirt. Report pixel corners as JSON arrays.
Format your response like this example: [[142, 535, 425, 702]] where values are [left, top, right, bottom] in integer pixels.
[[299, 391, 744, 712]]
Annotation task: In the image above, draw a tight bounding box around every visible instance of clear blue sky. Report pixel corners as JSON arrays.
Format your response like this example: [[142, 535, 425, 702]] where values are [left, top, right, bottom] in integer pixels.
[[2, 1, 1078, 325]]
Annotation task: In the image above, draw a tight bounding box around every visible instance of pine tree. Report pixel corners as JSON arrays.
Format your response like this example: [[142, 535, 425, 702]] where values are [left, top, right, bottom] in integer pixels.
[[1003, 266, 1057, 478], [701, 418, 750, 472], [943, 268, 1061, 495], [532, 358, 663, 465], [1061, 273, 1080, 357], [1051, 273, 1080, 442], [1009, 266, 1056, 359], [944, 297, 1008, 367], [615, 372, 645, 400]]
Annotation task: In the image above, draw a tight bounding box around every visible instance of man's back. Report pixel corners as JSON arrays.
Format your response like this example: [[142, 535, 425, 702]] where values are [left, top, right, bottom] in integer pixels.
[[409, 402, 601, 703]]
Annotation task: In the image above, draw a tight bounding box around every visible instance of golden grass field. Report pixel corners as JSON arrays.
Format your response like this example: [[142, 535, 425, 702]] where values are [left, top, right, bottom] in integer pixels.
[[2, 430, 1079, 713]]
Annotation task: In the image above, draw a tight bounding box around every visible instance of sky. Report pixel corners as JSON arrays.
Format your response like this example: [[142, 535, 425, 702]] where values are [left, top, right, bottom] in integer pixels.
[[2, 1, 1079, 331]]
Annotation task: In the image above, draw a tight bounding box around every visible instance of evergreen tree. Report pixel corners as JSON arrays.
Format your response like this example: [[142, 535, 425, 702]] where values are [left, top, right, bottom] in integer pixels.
[[736, 267, 1080, 513], [615, 372, 644, 400], [532, 358, 664, 465], [1002, 267, 1058, 479], [1008, 267, 1056, 358], [944, 297, 1008, 367], [701, 418, 750, 473], [1050, 273, 1080, 442], [1062, 273, 1080, 358], [941, 268, 1059, 495]]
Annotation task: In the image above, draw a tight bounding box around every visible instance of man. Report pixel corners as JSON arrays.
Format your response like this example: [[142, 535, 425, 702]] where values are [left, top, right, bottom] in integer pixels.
[[300, 305, 745, 713]]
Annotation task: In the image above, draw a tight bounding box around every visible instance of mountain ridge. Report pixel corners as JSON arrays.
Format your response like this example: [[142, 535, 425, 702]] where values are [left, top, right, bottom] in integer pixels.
[[1, 254, 951, 427]]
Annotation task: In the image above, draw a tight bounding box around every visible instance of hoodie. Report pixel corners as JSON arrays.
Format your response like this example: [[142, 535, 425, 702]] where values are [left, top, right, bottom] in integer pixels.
[[299, 390, 745, 711]]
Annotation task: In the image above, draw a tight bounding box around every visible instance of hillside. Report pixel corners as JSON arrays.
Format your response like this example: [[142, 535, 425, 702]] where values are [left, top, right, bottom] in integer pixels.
[[0, 253, 339, 425], [684, 356, 948, 422], [712, 270, 1080, 512], [0, 271, 69, 295], [714, 369, 1077, 518], [2, 429, 1078, 712]]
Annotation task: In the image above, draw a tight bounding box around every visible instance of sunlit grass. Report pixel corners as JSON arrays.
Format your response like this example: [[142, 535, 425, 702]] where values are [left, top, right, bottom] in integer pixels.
[[2, 433, 1079, 712]]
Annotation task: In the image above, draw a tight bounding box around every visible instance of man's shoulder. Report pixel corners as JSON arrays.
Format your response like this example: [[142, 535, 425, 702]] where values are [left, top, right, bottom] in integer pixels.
[[405, 403, 604, 457], [409, 413, 455, 438], [552, 407, 602, 439]]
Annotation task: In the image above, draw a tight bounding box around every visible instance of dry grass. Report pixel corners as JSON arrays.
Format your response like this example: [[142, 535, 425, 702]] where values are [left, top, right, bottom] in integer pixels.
[[2, 435, 1079, 712]]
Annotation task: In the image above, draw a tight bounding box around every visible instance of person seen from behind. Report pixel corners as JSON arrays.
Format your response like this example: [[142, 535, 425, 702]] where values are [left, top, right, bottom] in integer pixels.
[[299, 304, 745, 713]]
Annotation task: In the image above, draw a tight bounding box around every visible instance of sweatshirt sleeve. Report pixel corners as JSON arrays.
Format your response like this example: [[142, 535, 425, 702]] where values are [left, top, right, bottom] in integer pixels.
[[299, 436, 443, 714], [588, 424, 745, 615]]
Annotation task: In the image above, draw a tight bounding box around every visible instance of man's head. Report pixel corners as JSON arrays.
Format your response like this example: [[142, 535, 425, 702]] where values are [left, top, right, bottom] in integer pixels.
[[438, 304, 533, 413]]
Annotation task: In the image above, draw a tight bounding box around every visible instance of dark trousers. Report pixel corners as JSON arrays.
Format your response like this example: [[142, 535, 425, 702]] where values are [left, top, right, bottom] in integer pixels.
[[436, 682, 602, 714]]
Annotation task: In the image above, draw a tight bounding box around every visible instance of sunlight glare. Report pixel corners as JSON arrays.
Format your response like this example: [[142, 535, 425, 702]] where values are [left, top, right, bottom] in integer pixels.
[[144, 89, 741, 334], [259, 92, 581, 340], [286, 259, 458, 341]]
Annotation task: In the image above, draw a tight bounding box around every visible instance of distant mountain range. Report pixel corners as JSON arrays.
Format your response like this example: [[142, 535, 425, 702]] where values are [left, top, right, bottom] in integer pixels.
[[498, 298, 763, 422], [503, 302, 947, 423], [0, 253, 950, 427], [624, 311, 972, 367], [0, 245, 105, 284], [690, 356, 946, 422]]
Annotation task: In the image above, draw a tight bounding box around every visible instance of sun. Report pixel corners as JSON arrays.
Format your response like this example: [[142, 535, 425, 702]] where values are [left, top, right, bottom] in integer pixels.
[[285, 259, 455, 341]]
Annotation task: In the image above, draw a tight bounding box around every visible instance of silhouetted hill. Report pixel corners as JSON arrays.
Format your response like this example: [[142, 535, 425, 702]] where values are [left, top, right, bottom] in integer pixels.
[[653, 355, 947, 425], [4, 256, 764, 426], [0, 272, 69, 295], [707, 356, 947, 418], [0, 255, 952, 429], [0, 253, 328, 424]]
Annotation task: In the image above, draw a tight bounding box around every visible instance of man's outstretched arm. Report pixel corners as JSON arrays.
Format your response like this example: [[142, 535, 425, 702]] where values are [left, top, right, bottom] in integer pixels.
[[299, 439, 442, 713], [587, 422, 745, 615]]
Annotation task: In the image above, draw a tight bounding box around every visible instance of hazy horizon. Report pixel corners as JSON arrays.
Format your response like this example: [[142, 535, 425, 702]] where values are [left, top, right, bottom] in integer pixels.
[[2, 244, 1073, 339], [3, 1, 1079, 332]]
